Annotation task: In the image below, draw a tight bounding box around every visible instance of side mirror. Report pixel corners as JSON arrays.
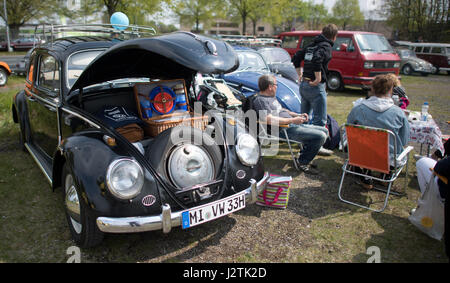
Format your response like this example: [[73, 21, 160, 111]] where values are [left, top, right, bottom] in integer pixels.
[[340, 43, 348, 52]]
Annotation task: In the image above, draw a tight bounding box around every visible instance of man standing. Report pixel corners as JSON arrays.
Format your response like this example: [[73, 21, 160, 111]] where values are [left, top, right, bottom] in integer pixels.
[[252, 74, 328, 175], [292, 24, 338, 155]]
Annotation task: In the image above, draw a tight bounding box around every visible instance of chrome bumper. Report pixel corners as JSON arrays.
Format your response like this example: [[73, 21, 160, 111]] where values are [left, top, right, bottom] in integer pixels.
[[96, 172, 269, 233]]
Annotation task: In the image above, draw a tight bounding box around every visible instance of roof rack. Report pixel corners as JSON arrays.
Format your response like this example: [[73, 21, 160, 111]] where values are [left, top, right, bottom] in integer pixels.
[[218, 35, 282, 47], [32, 23, 157, 47]]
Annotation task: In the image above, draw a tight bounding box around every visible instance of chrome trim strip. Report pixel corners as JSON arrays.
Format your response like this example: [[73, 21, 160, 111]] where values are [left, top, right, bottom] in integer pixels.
[[96, 172, 269, 233], [24, 143, 52, 185], [61, 107, 101, 129]]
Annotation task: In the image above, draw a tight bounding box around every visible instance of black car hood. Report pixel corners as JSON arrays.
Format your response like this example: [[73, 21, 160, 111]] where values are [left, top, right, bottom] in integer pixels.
[[69, 32, 239, 92]]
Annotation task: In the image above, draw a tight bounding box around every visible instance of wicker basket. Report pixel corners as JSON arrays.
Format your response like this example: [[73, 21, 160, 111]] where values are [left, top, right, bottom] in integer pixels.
[[142, 112, 209, 137]]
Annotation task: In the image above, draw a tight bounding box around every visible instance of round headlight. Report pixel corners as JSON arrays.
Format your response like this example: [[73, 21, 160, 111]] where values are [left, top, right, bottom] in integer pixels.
[[106, 158, 144, 199], [236, 133, 260, 166]]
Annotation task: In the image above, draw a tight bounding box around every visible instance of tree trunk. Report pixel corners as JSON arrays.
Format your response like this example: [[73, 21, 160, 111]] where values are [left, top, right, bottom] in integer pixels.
[[242, 14, 247, 35], [9, 24, 21, 40]]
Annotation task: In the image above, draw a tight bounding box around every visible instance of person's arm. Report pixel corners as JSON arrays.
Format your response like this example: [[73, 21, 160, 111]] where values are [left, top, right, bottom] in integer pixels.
[[296, 67, 302, 81], [293, 50, 305, 82], [309, 71, 322, 86], [266, 114, 306, 126]]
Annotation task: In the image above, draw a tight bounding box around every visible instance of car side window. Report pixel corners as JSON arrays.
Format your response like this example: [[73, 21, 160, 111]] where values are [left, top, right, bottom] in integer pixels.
[[333, 37, 354, 52], [300, 36, 314, 49], [281, 36, 299, 49], [38, 55, 60, 94], [422, 46, 430, 53], [431, 47, 443, 54]]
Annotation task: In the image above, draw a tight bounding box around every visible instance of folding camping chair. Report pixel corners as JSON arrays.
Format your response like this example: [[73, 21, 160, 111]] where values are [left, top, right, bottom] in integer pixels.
[[243, 94, 303, 170], [337, 124, 414, 212]]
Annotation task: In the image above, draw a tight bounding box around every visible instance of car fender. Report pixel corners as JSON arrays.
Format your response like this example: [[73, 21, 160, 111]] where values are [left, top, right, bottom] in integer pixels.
[[55, 132, 163, 218], [12, 91, 32, 140], [0, 61, 12, 74]]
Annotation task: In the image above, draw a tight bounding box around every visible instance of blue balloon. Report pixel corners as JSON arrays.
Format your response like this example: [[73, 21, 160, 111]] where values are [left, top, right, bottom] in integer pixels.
[[110, 12, 129, 30]]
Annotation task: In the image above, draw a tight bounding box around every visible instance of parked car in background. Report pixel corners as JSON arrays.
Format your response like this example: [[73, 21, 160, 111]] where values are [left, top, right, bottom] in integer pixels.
[[395, 47, 435, 76], [12, 26, 268, 247], [221, 46, 302, 113], [11, 38, 42, 51], [408, 42, 450, 75], [277, 31, 401, 91], [256, 46, 299, 83], [0, 61, 11, 86], [0, 40, 14, 51]]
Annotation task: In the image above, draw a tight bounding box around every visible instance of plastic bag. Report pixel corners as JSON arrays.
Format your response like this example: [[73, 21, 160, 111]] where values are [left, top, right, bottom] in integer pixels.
[[408, 174, 445, 240]]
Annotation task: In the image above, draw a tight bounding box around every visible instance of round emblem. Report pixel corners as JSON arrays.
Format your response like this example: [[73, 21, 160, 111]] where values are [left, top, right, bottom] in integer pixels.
[[142, 195, 156, 207], [236, 170, 246, 179]]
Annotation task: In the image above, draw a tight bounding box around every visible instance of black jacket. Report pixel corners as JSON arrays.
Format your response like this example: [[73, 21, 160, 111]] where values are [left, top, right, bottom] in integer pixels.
[[292, 34, 334, 83]]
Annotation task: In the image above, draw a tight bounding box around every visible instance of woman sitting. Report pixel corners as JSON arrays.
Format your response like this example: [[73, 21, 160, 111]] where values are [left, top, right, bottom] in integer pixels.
[[346, 74, 410, 188]]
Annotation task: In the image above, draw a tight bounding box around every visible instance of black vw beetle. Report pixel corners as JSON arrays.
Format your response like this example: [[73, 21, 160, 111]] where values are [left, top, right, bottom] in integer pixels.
[[12, 28, 268, 247]]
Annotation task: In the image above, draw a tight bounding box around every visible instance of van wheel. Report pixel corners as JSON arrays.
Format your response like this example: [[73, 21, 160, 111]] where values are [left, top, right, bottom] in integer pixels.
[[327, 72, 344, 91], [402, 64, 412, 75]]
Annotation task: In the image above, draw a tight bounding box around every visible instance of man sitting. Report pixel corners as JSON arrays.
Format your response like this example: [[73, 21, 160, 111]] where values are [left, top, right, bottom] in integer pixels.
[[252, 74, 328, 175]]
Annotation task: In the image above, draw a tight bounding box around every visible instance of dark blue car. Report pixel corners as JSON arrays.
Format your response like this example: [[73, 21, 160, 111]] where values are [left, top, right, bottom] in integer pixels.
[[221, 46, 302, 113]]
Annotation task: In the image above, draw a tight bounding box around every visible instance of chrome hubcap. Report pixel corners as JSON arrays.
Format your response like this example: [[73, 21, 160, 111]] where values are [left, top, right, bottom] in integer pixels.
[[0, 71, 6, 85], [65, 174, 82, 234], [328, 76, 341, 90]]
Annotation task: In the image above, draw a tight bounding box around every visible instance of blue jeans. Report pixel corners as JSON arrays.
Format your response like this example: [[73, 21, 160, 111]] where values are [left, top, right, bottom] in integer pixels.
[[281, 124, 328, 165], [300, 81, 327, 127]]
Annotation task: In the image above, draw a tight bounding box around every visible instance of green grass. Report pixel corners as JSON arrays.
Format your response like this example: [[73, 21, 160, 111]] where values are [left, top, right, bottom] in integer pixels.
[[0, 73, 449, 262]]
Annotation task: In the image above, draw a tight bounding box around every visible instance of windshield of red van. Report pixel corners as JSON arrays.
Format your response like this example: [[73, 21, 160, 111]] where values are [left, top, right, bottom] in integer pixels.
[[355, 34, 394, 53]]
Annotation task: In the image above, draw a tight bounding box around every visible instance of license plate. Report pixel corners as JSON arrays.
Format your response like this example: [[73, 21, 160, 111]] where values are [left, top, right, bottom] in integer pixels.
[[181, 191, 246, 229]]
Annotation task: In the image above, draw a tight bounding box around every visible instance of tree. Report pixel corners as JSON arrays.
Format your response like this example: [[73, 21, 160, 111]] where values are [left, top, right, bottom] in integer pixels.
[[0, 0, 68, 39], [227, 0, 261, 35], [331, 0, 364, 30], [170, 0, 222, 33], [384, 0, 450, 42], [100, 0, 167, 22], [304, 2, 329, 30]]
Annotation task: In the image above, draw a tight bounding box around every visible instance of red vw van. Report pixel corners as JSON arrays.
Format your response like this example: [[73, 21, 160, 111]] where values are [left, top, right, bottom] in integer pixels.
[[277, 31, 401, 91]]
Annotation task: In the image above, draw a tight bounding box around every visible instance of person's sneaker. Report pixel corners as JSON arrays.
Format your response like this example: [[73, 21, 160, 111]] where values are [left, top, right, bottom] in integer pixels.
[[318, 147, 333, 156], [299, 164, 319, 175]]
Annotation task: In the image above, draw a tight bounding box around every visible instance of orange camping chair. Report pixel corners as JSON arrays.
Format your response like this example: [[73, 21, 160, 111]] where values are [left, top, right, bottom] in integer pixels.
[[338, 124, 413, 212]]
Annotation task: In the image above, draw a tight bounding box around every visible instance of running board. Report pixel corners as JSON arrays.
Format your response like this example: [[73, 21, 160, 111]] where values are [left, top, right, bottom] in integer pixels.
[[24, 143, 53, 185]]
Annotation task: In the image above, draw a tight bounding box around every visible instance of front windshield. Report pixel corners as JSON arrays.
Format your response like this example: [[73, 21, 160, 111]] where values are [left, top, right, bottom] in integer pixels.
[[259, 48, 291, 64], [236, 51, 269, 72], [355, 34, 394, 53], [66, 49, 105, 88], [400, 49, 416, 58]]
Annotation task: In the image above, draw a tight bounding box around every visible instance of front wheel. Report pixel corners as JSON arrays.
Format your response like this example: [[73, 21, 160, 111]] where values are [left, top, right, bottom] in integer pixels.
[[402, 64, 412, 75], [326, 72, 344, 92], [62, 163, 104, 248]]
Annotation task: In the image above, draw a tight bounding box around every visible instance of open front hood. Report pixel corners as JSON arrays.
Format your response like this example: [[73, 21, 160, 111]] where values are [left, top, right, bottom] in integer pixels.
[[69, 32, 239, 92]]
